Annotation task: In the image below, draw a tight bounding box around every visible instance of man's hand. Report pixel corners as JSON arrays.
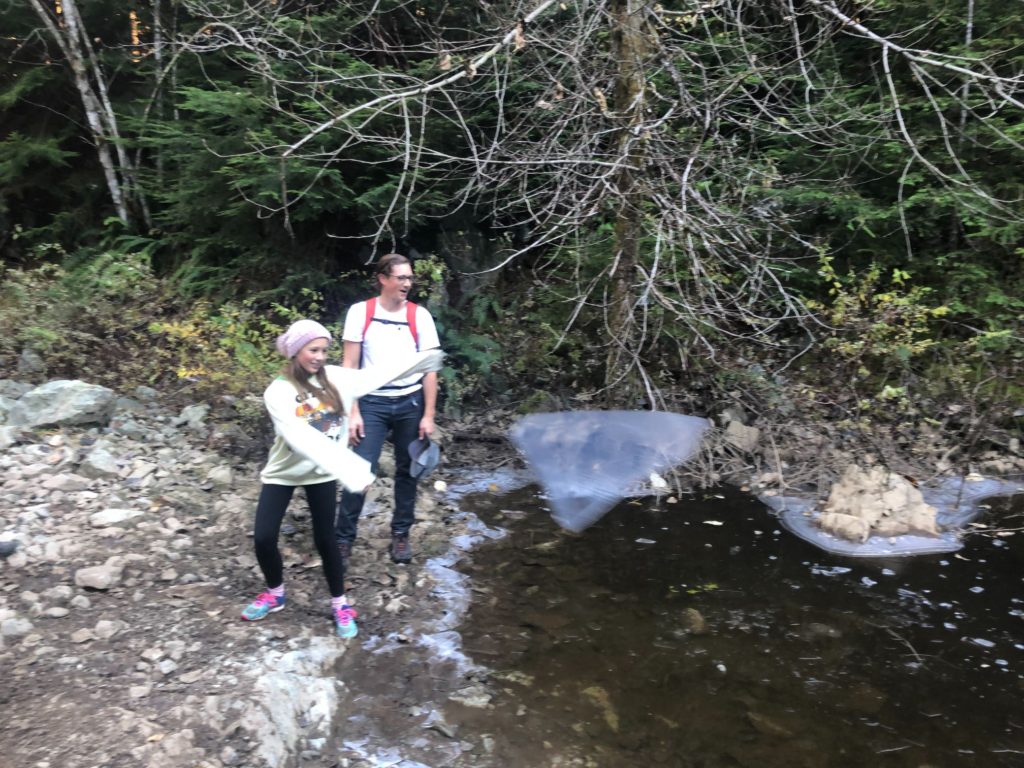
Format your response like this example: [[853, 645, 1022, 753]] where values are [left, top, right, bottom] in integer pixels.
[[418, 414, 435, 441], [348, 412, 365, 446]]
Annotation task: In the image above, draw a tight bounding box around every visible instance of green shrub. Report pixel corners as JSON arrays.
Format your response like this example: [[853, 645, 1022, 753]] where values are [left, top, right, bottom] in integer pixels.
[[0, 248, 166, 386]]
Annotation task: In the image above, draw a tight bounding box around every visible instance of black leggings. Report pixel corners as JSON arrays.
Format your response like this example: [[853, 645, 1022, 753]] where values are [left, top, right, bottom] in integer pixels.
[[253, 481, 344, 597]]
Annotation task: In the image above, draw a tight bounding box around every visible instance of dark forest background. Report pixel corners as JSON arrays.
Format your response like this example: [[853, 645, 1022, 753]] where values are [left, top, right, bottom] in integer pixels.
[[2, 0, 1021, 480]]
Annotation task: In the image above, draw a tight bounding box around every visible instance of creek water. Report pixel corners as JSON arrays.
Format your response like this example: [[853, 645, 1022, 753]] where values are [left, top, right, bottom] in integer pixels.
[[447, 482, 1024, 768]]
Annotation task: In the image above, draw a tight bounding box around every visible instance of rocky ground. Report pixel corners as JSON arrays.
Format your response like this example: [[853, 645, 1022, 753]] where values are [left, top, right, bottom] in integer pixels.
[[3, 377, 1021, 768], [0, 379, 521, 768]]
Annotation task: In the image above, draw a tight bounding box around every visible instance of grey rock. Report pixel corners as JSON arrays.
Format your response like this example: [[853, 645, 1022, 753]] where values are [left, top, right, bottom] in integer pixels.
[[17, 348, 46, 378], [113, 396, 147, 414], [206, 465, 234, 487], [43, 585, 74, 602], [8, 380, 117, 428], [133, 385, 159, 401], [724, 421, 760, 453], [0, 379, 32, 399], [5, 551, 28, 568], [89, 508, 144, 527], [128, 460, 158, 481], [79, 446, 122, 479], [41, 473, 92, 492], [0, 395, 15, 424], [2, 617, 34, 637], [0, 425, 22, 450], [94, 619, 124, 640], [111, 417, 150, 439], [0, 539, 18, 558], [174, 403, 210, 430], [74, 563, 124, 590]]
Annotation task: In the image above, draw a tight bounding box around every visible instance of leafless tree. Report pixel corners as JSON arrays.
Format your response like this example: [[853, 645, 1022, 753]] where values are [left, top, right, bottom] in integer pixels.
[[172, 0, 1024, 403]]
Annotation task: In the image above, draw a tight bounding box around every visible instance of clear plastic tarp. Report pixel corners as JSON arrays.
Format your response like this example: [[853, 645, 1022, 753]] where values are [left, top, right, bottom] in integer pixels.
[[765, 475, 1024, 557], [509, 410, 710, 532]]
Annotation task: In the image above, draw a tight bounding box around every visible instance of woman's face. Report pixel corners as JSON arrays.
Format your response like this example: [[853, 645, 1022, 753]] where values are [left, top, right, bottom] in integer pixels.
[[295, 337, 330, 376]]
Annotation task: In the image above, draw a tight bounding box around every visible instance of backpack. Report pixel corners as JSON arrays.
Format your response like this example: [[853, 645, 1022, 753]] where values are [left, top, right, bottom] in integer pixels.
[[361, 297, 420, 351]]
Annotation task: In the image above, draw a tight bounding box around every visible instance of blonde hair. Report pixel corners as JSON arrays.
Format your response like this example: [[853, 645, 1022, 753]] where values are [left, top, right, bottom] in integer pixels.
[[282, 360, 343, 413]]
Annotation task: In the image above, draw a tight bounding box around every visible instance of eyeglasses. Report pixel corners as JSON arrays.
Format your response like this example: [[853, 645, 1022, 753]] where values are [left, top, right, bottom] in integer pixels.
[[391, 274, 415, 283]]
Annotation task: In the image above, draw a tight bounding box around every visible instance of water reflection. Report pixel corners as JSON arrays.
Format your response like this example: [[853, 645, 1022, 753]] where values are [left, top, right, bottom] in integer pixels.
[[455, 486, 1024, 767]]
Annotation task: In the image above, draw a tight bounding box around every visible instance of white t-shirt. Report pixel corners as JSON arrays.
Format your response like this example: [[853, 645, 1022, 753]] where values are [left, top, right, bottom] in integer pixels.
[[342, 300, 441, 397]]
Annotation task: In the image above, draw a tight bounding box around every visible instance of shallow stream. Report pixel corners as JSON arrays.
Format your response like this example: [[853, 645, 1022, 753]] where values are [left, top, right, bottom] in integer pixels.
[[446, 482, 1024, 767]]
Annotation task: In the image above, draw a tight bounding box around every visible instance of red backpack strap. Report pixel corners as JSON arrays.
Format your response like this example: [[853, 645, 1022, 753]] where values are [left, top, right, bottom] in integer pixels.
[[363, 297, 418, 350], [362, 297, 377, 340], [406, 301, 419, 351]]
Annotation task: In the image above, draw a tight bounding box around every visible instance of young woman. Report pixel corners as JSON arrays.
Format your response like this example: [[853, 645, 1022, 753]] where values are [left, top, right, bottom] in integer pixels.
[[242, 319, 443, 638]]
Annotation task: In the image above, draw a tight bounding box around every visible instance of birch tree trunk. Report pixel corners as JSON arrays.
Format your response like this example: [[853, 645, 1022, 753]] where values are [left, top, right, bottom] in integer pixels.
[[27, 0, 134, 226]]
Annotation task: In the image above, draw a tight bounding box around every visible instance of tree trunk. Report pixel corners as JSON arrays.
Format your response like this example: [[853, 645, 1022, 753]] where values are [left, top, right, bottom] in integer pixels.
[[604, 0, 649, 406], [27, 0, 134, 226]]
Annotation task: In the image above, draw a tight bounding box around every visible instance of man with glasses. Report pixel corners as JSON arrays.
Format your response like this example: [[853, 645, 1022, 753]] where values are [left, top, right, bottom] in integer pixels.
[[335, 253, 442, 564]]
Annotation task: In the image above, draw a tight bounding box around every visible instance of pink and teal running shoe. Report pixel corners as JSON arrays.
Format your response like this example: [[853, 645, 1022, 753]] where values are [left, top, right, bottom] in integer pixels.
[[241, 591, 286, 621], [334, 605, 358, 639]]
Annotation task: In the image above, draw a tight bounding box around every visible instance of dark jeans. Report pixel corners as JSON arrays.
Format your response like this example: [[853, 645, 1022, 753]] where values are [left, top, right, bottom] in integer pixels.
[[253, 481, 345, 596], [336, 390, 423, 543]]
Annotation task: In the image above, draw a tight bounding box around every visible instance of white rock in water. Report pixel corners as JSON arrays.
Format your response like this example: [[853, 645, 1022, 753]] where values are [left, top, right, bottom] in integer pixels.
[[448, 684, 493, 709]]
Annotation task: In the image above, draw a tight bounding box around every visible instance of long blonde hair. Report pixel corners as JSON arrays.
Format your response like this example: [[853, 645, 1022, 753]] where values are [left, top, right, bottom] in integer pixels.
[[282, 360, 343, 413]]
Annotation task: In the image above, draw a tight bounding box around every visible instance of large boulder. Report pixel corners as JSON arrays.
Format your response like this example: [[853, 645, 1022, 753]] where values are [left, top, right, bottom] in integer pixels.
[[817, 464, 940, 542], [7, 380, 117, 428]]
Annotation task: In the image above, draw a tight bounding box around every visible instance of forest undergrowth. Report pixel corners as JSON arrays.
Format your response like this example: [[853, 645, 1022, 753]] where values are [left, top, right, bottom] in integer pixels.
[[1, 249, 1020, 502]]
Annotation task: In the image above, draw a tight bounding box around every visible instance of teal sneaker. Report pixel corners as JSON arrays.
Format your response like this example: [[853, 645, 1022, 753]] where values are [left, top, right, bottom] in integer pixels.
[[334, 605, 358, 639], [241, 591, 286, 621]]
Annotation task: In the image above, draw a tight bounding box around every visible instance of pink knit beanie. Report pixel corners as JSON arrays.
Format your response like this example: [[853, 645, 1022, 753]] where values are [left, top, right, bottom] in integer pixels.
[[275, 319, 332, 359]]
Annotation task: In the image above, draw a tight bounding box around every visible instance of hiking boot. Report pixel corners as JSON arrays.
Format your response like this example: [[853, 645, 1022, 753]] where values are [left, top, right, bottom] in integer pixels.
[[338, 540, 352, 566], [334, 605, 358, 639], [241, 591, 285, 621], [389, 533, 412, 564]]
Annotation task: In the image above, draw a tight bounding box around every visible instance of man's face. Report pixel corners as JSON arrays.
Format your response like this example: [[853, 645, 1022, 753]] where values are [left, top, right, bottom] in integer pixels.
[[379, 264, 414, 303]]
